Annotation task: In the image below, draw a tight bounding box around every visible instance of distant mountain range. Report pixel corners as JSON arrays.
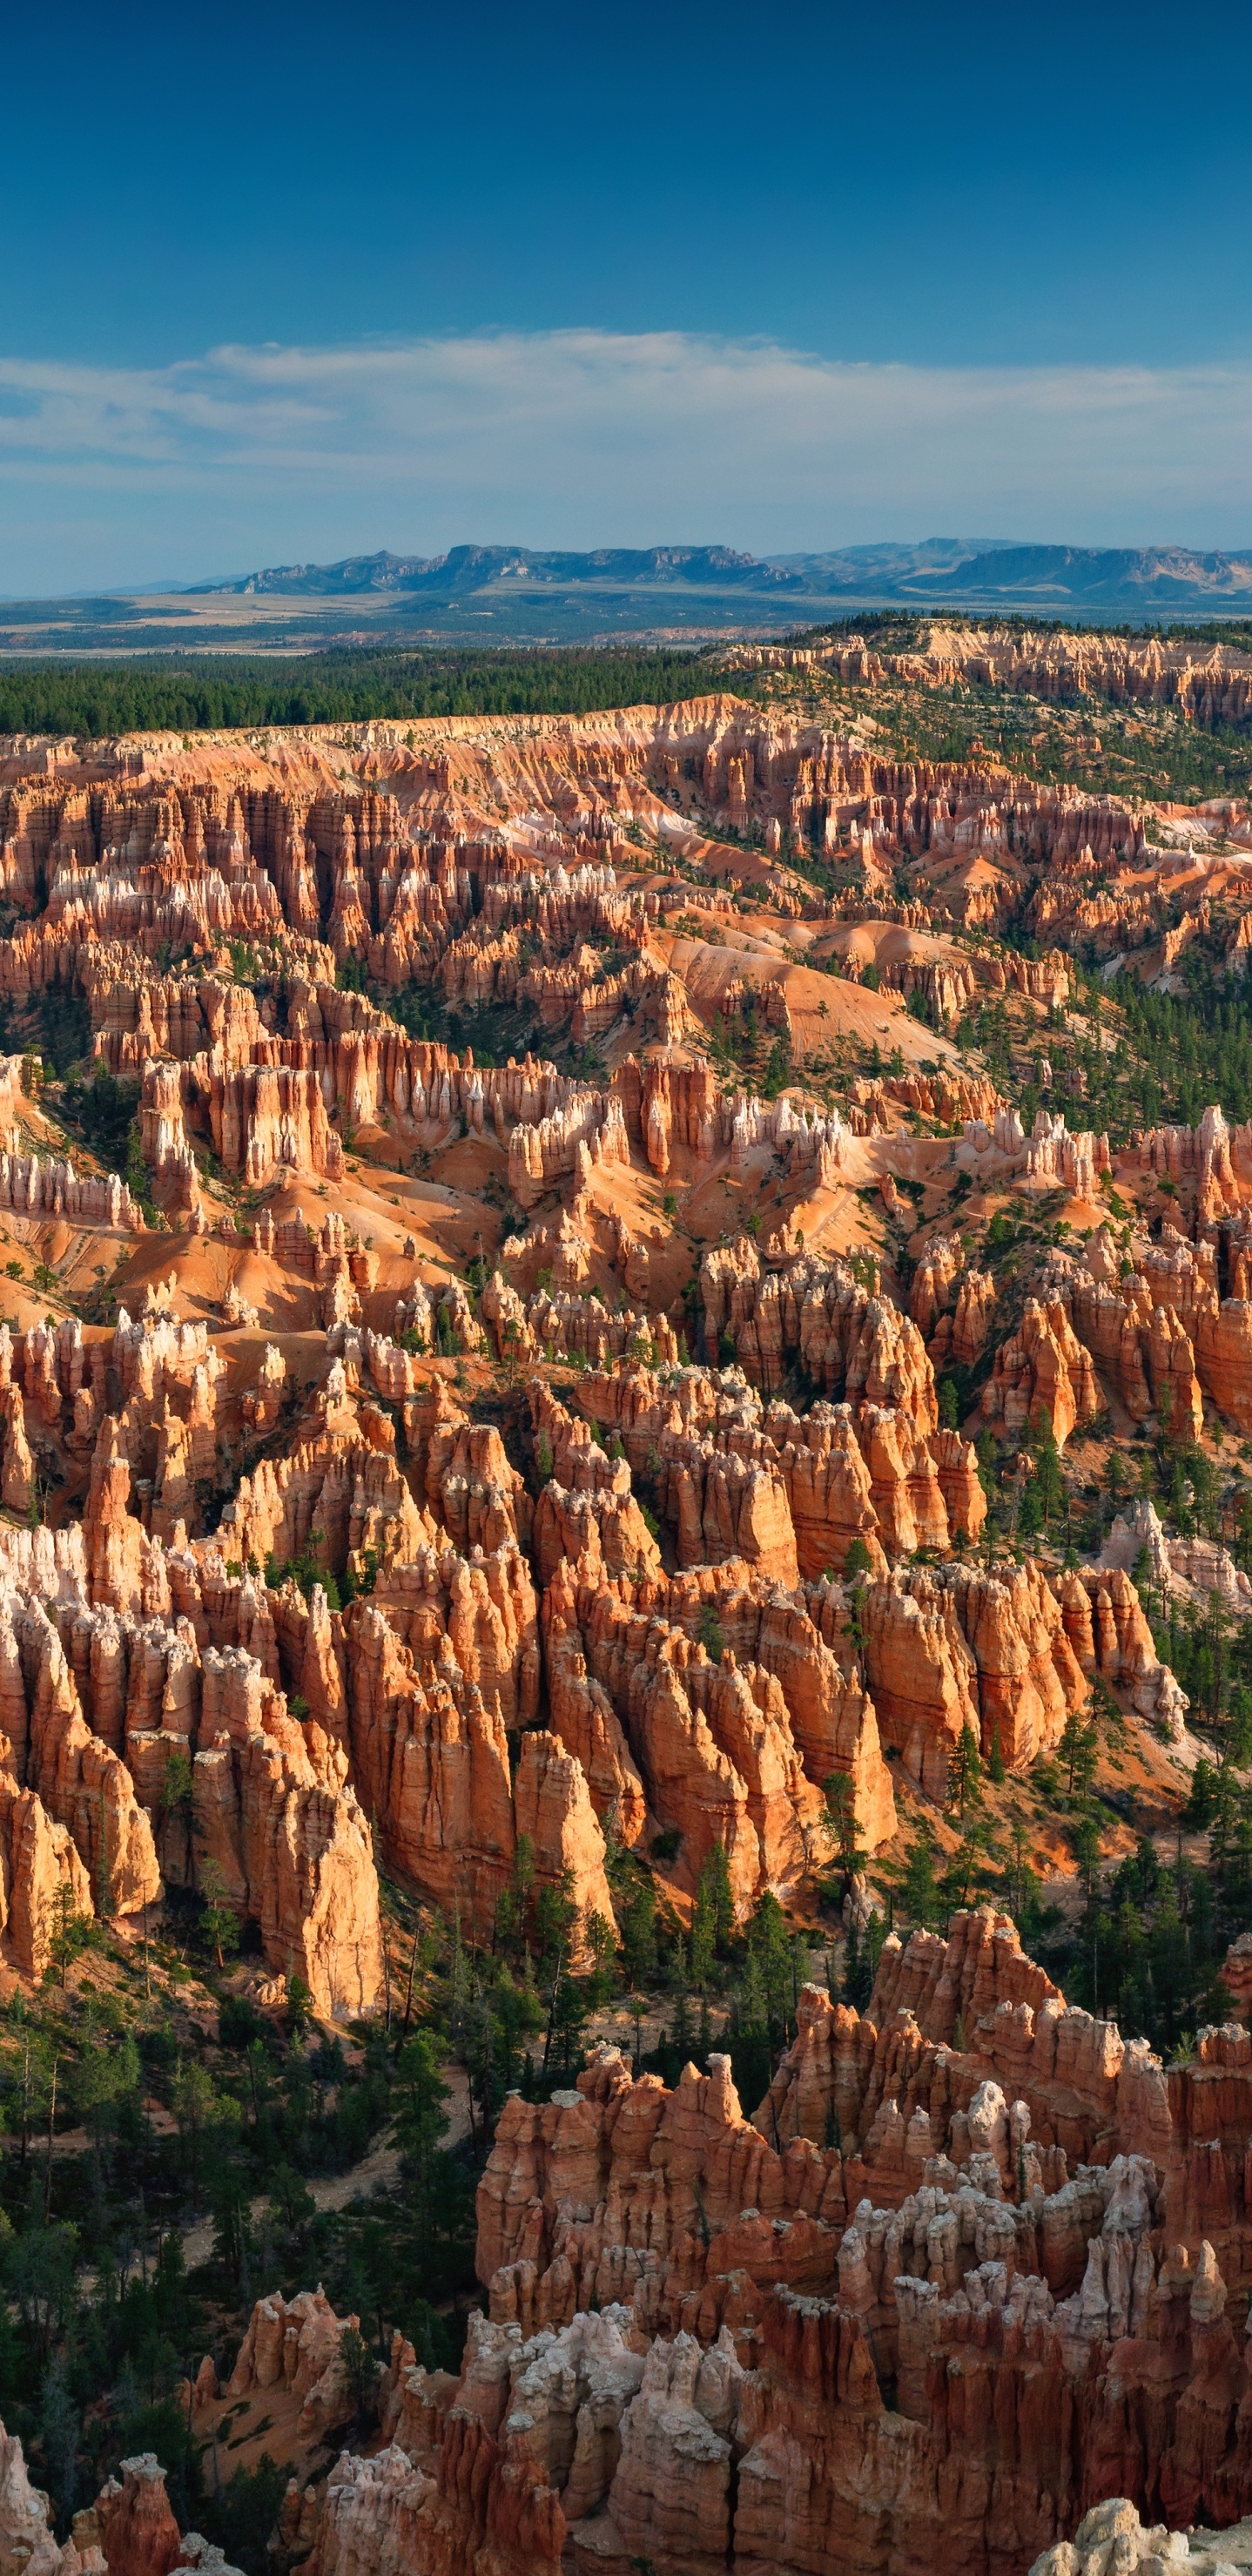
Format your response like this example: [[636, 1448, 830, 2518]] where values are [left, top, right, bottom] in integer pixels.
[[187, 544, 808, 598], [831, 541, 1252, 609], [6, 539, 1252, 659], [189, 538, 1252, 614]]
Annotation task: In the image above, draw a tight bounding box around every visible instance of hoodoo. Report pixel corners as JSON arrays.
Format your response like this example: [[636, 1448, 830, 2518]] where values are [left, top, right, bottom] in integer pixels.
[[1, 641, 1251, 2576]]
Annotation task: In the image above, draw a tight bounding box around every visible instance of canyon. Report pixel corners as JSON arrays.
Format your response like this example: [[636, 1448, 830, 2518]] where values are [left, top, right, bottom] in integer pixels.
[[9, 1903, 1251, 2576], [0, 675, 1251, 2576]]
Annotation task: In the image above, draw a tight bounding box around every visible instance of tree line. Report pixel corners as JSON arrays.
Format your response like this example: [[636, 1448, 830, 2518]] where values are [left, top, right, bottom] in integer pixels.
[[0, 646, 731, 739]]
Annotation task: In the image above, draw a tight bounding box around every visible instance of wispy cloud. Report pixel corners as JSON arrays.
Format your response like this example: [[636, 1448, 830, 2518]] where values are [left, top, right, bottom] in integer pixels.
[[3, 328, 1252, 594]]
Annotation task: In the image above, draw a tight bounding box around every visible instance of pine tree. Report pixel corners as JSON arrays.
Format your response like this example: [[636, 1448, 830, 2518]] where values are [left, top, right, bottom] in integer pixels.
[[705, 1839, 734, 1949], [199, 1862, 241, 1970], [946, 1723, 983, 1822], [394, 2032, 451, 2252], [670, 1943, 696, 2069], [841, 1912, 860, 2005], [843, 1911, 876, 2010], [749, 1892, 793, 2046], [690, 1864, 716, 1988], [1073, 1811, 1102, 1904], [1059, 1706, 1098, 1800], [730, 1943, 771, 2109], [823, 1770, 865, 1891], [621, 1876, 657, 1987], [900, 1834, 942, 1929], [40, 2358, 79, 2525]]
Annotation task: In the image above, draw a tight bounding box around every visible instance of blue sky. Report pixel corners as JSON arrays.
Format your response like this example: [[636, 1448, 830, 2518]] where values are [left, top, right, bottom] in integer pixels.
[[4, 0, 1252, 590]]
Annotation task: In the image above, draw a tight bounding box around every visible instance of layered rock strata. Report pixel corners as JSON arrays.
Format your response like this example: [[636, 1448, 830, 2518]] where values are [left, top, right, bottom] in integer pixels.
[[290, 1909, 1252, 2576]]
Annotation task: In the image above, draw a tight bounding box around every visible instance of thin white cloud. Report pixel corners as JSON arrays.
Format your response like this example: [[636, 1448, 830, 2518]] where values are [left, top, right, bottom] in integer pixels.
[[2, 328, 1252, 594]]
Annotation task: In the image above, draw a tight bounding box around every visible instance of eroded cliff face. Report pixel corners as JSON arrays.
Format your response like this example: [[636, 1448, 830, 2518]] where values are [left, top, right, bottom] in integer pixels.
[[0, 2419, 245, 2576], [970, 1181, 1252, 1450], [31, 2363, 1252, 2576], [0, 1227, 1202, 1981], [9, 698, 1252, 2576], [0, 1297, 917, 1974], [0, 700, 1242, 1988], [270, 1909, 1252, 2576]]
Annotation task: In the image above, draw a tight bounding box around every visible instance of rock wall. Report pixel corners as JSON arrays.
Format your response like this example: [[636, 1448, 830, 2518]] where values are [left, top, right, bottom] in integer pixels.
[[542, 1550, 894, 1892], [365, 1908, 1252, 2576], [0, 1426, 385, 2017], [574, 1336, 985, 1580]]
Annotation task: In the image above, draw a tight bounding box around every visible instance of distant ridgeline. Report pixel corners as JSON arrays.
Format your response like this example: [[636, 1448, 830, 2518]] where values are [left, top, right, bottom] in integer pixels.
[[6, 537, 1252, 671], [189, 538, 1252, 613]]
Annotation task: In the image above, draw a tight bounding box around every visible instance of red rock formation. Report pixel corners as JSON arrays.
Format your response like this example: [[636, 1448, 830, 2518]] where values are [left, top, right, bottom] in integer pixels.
[[542, 1553, 895, 1888], [930, 1265, 997, 1371], [325, 1539, 612, 1932], [0, 2413, 81, 2576], [410, 1398, 532, 1554], [280, 1907, 1235, 2576], [0, 1467, 386, 2013], [396, 1911, 1252, 2576], [293, 2445, 435, 2576], [910, 1231, 966, 1339], [1033, 2502, 1252, 2576], [0, 1776, 93, 1977], [225, 2288, 361, 2442], [862, 1557, 1087, 1792], [1222, 1932, 1252, 2020], [0, 1385, 33, 1515], [1060, 1566, 1188, 1737], [512, 1729, 616, 1929], [92, 2456, 183, 2576], [982, 1297, 1102, 1447], [573, 1354, 984, 1580]]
